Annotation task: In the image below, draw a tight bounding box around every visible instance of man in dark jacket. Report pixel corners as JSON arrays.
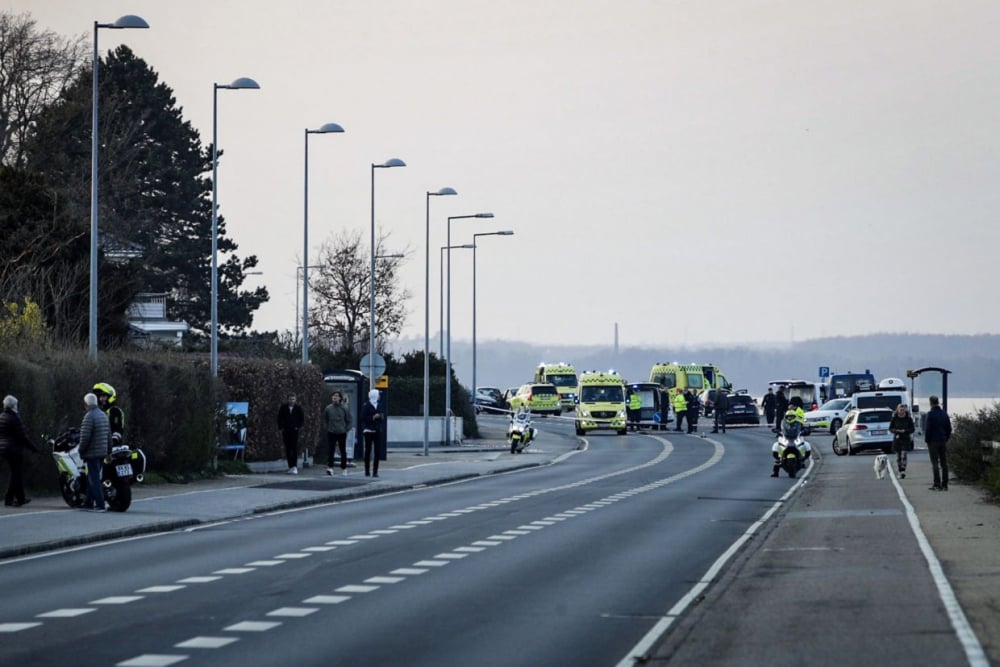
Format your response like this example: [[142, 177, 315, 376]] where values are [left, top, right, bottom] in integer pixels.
[[761, 388, 776, 426], [0, 395, 39, 507], [889, 404, 915, 479], [79, 392, 110, 511], [773, 388, 789, 433], [924, 395, 952, 491], [685, 389, 699, 434], [711, 390, 729, 434], [277, 394, 305, 475]]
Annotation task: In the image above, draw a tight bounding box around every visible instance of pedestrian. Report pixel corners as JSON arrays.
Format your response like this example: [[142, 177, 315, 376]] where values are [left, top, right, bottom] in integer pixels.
[[685, 389, 699, 433], [672, 390, 687, 432], [276, 393, 305, 475], [627, 388, 642, 432], [1, 395, 39, 508], [889, 403, 915, 479], [774, 388, 789, 433], [323, 391, 352, 475], [361, 389, 384, 477], [761, 388, 776, 426], [711, 389, 729, 434], [924, 395, 952, 491], [78, 392, 110, 512]]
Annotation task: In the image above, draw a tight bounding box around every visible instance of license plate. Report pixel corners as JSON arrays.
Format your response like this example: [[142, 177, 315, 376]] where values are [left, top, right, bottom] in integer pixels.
[[871, 429, 887, 436], [115, 464, 132, 477]]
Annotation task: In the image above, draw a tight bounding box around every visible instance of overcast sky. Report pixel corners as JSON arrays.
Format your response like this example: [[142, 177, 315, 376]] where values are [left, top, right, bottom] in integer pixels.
[[12, 1, 1000, 348]]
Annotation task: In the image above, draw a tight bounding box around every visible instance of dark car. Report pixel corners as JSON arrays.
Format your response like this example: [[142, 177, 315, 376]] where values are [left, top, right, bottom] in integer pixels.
[[724, 394, 761, 425]]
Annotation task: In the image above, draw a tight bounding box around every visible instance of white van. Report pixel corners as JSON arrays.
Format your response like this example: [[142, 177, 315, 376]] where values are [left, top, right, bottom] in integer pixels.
[[847, 377, 911, 412], [769, 380, 824, 411]]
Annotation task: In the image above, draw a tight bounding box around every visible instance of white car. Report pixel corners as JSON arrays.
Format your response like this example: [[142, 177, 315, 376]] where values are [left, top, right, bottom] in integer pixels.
[[803, 398, 853, 434], [832, 408, 895, 456]]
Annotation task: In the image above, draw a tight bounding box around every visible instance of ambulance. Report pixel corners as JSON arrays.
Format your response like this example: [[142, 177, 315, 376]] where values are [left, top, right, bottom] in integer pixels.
[[534, 363, 579, 412], [648, 363, 708, 398], [574, 370, 628, 436]]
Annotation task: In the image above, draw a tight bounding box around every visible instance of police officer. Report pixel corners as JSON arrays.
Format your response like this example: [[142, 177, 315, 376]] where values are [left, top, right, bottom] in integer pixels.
[[93, 382, 125, 446], [672, 391, 688, 432], [627, 388, 642, 432], [711, 389, 729, 434]]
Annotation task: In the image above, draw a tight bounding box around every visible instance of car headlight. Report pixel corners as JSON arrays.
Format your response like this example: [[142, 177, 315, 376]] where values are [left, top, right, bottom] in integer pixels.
[[617, 411, 626, 418], [580, 410, 590, 418]]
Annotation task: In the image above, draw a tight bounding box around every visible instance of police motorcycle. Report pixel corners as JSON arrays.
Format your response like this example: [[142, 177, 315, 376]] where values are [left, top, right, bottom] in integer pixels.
[[50, 427, 146, 512], [507, 406, 537, 454], [771, 414, 812, 478]]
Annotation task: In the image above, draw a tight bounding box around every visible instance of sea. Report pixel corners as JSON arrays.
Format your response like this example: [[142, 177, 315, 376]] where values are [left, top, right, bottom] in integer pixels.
[[940, 397, 1000, 418]]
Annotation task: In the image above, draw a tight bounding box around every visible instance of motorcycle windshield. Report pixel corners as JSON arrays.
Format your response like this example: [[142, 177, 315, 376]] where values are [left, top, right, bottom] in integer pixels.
[[781, 421, 801, 439]]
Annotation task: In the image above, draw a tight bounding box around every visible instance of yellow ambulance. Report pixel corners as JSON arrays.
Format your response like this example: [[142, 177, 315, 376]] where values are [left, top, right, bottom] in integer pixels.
[[574, 370, 628, 436], [534, 363, 579, 412]]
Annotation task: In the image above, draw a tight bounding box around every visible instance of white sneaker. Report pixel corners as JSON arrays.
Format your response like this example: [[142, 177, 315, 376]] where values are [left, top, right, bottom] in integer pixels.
[[326, 467, 334, 476], [288, 467, 298, 475]]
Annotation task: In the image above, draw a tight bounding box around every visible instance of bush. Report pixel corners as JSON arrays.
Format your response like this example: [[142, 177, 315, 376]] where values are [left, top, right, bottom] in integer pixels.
[[949, 401, 1000, 500]]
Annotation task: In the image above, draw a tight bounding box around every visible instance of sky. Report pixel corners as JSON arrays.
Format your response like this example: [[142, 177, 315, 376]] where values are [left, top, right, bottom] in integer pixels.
[[10, 0, 1000, 349]]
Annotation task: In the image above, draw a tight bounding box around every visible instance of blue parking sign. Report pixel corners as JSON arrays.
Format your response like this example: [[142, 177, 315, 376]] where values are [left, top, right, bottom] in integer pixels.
[[818, 366, 830, 378]]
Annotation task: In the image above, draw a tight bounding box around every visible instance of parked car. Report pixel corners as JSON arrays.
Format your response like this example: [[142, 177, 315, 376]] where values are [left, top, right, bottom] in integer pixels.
[[803, 398, 853, 434], [832, 408, 895, 456], [723, 393, 761, 425], [698, 389, 724, 417], [507, 383, 561, 416], [473, 390, 505, 414]]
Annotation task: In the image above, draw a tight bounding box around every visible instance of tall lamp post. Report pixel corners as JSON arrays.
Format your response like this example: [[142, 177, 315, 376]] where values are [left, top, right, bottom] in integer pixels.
[[439, 243, 474, 443], [90, 14, 149, 362], [302, 122, 345, 364], [368, 159, 406, 381], [295, 265, 323, 346], [423, 188, 458, 455], [444, 211, 493, 445], [211, 77, 260, 378], [471, 231, 514, 408]]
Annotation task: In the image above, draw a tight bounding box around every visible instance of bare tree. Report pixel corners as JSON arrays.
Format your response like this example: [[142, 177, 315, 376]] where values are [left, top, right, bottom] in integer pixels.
[[309, 228, 410, 354], [0, 11, 87, 168]]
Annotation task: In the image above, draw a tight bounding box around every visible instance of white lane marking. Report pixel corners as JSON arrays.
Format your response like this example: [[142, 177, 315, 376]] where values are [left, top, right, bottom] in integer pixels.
[[434, 553, 468, 560], [365, 576, 405, 584], [407, 520, 433, 525], [453, 546, 485, 553], [267, 607, 319, 617], [274, 553, 311, 559], [175, 637, 238, 649], [336, 584, 380, 593], [301, 546, 336, 552], [370, 529, 398, 535], [0, 622, 42, 632], [224, 621, 282, 632], [891, 472, 990, 666], [177, 576, 221, 584], [245, 560, 283, 566], [414, 560, 450, 567], [516, 525, 545, 531], [530, 520, 557, 526], [504, 530, 530, 535], [137, 585, 186, 593], [304, 595, 350, 604], [91, 596, 145, 605], [326, 540, 358, 545], [472, 540, 503, 546], [388, 524, 416, 529], [213, 568, 255, 575], [488, 534, 518, 541], [117, 655, 188, 667], [347, 534, 379, 539], [391, 568, 429, 575], [37, 608, 95, 618]]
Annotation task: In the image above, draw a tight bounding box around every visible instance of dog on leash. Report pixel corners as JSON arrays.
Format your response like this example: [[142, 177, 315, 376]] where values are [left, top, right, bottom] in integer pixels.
[[874, 454, 889, 480]]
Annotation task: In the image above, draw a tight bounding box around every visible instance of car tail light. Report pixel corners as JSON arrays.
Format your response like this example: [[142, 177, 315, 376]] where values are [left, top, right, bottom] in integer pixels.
[[851, 424, 868, 431]]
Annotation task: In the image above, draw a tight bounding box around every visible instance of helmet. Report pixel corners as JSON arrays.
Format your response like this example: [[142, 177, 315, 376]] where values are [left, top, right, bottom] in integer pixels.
[[93, 382, 117, 404]]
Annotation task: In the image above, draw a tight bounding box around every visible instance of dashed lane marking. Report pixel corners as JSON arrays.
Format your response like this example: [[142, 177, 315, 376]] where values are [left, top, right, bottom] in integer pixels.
[[414, 560, 449, 567], [391, 568, 429, 575], [213, 568, 255, 575], [365, 576, 405, 584], [223, 621, 281, 632], [274, 553, 311, 559], [303, 595, 350, 604], [137, 585, 185, 593], [336, 584, 380, 594], [175, 637, 238, 649], [267, 607, 319, 617], [91, 596, 145, 605], [245, 560, 283, 567], [0, 622, 42, 632], [117, 655, 188, 667], [176, 576, 221, 584], [37, 608, 95, 618]]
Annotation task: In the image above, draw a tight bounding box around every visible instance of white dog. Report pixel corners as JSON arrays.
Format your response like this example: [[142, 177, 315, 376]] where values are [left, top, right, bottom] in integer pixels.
[[874, 454, 889, 480]]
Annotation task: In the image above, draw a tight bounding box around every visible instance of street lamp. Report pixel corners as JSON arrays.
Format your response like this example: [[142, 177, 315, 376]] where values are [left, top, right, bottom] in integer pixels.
[[424, 187, 457, 456], [440, 243, 474, 443], [302, 122, 345, 364], [471, 231, 514, 408], [89, 14, 149, 362], [368, 159, 406, 382], [210, 77, 260, 378], [440, 244, 475, 364], [295, 265, 323, 346], [445, 211, 493, 445]]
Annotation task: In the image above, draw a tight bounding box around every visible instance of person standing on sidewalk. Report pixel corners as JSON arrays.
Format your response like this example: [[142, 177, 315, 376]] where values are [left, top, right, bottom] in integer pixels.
[[889, 403, 915, 479], [711, 389, 729, 434], [323, 392, 352, 475], [1, 395, 39, 507], [361, 389, 384, 477], [78, 393, 109, 512], [924, 395, 952, 491], [277, 394, 305, 475], [761, 388, 776, 427]]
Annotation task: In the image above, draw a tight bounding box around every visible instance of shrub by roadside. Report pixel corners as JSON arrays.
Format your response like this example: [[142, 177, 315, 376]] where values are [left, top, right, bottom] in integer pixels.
[[950, 401, 1000, 501]]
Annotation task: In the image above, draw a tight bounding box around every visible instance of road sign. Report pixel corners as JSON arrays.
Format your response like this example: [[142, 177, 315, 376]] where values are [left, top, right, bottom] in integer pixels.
[[375, 375, 389, 389], [360, 353, 386, 379], [818, 366, 830, 378]]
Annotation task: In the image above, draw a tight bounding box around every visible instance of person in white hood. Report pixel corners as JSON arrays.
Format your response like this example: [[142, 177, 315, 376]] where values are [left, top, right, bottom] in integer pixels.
[[360, 389, 384, 477]]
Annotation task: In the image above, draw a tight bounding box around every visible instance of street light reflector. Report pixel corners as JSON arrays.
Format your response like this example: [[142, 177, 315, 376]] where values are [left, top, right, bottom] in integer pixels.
[[314, 122, 345, 134], [496, 230, 514, 235], [226, 77, 260, 90], [474, 212, 494, 218], [431, 187, 458, 196], [377, 158, 406, 168], [111, 15, 149, 29]]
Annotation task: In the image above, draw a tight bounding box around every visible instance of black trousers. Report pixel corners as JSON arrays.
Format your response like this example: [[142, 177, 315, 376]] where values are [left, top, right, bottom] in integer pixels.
[[675, 410, 685, 431], [363, 430, 379, 475], [327, 432, 348, 468], [928, 440, 948, 488], [714, 411, 726, 432], [2, 449, 26, 503], [281, 430, 299, 469]]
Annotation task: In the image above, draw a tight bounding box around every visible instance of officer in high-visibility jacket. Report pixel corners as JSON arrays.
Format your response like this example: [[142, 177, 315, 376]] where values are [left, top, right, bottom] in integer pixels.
[[672, 391, 688, 432], [627, 390, 642, 431]]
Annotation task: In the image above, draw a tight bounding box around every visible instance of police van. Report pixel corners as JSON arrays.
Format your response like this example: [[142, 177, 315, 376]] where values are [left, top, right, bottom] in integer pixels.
[[575, 371, 628, 436], [534, 363, 579, 412]]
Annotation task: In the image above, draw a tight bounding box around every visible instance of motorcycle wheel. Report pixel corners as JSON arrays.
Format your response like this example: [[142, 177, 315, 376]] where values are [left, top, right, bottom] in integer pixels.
[[784, 461, 798, 478], [106, 480, 132, 512], [60, 475, 84, 508]]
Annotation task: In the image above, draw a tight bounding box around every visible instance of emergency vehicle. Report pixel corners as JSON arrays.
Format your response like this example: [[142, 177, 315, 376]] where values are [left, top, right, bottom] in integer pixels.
[[649, 363, 709, 398], [534, 363, 579, 412], [574, 371, 628, 436]]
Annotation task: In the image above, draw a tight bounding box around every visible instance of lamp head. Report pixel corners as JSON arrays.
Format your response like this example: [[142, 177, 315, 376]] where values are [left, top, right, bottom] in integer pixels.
[[474, 212, 494, 219], [111, 15, 149, 29], [221, 77, 261, 90], [376, 158, 406, 168], [497, 230, 514, 236], [430, 187, 458, 196], [314, 122, 345, 134]]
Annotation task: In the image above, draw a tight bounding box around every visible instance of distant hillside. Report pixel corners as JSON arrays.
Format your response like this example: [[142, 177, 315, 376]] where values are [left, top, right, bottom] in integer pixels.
[[389, 333, 1000, 397]]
